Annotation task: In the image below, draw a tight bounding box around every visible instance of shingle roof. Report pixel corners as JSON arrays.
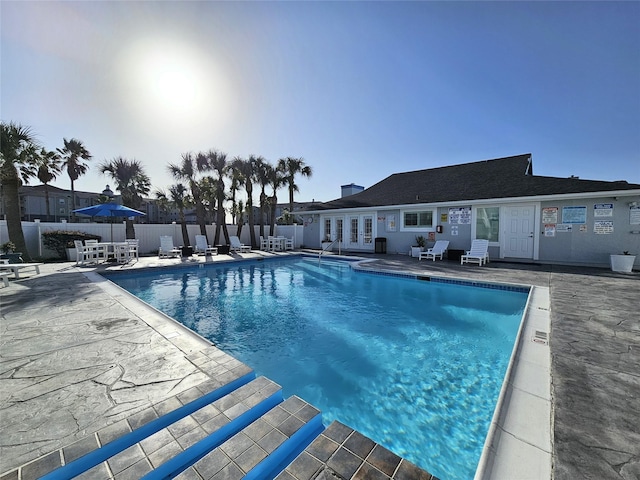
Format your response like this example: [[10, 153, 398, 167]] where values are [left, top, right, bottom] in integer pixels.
[[317, 154, 640, 210]]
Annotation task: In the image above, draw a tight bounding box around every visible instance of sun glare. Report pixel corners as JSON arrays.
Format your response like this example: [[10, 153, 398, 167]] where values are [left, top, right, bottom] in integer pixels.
[[118, 36, 231, 133]]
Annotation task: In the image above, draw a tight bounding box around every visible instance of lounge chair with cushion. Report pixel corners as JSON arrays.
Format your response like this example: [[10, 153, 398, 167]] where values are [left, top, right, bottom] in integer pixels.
[[229, 236, 251, 253], [195, 235, 217, 256], [419, 240, 450, 261], [159, 236, 181, 258], [461, 239, 490, 266]]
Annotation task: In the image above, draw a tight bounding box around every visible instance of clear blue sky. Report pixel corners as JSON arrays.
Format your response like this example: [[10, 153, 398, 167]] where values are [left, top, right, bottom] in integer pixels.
[[2, 1, 639, 204]]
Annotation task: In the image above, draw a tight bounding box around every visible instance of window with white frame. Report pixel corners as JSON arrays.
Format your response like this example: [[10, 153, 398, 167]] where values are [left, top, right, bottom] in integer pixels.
[[401, 209, 434, 231], [475, 206, 500, 242], [336, 218, 343, 242], [324, 218, 331, 241]]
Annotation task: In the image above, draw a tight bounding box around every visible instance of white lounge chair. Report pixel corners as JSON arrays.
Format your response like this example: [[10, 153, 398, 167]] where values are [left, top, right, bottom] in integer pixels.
[[259, 236, 269, 251], [229, 236, 250, 253], [0, 260, 44, 278], [195, 235, 217, 256], [419, 240, 450, 261], [461, 239, 490, 266], [159, 236, 181, 258]]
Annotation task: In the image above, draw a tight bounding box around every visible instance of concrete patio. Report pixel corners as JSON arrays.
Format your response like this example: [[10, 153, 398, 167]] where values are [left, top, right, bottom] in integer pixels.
[[1, 252, 638, 479]]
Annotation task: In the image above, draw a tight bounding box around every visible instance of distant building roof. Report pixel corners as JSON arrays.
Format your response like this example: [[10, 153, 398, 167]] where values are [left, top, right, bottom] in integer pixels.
[[316, 154, 640, 210]]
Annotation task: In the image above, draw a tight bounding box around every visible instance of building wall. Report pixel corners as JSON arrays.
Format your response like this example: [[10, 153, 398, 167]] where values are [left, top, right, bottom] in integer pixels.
[[537, 197, 640, 267], [308, 193, 640, 268]]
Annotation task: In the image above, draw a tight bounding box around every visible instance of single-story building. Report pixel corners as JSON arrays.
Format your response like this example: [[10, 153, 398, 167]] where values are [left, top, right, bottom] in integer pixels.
[[301, 154, 640, 268]]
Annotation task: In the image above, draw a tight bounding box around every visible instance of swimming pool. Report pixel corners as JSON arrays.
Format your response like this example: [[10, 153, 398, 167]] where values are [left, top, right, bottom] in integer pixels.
[[105, 257, 528, 479]]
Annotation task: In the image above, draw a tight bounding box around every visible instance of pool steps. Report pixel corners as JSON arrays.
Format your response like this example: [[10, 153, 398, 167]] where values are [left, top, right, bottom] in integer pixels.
[[39, 372, 256, 479], [9, 353, 438, 480]]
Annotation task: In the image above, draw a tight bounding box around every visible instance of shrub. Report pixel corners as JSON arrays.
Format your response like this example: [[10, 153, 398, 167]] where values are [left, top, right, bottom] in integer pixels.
[[42, 230, 102, 259]]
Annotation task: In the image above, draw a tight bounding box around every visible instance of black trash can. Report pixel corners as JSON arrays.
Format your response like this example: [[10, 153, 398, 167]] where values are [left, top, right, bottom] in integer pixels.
[[375, 237, 387, 254]]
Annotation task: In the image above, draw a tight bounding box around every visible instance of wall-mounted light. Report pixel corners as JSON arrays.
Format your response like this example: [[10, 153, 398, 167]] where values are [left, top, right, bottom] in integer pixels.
[[629, 201, 638, 208]]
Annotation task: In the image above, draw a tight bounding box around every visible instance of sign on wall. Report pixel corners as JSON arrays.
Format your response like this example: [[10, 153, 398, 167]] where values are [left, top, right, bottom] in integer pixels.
[[562, 206, 587, 224], [594, 203, 614, 217], [544, 224, 556, 237], [594, 220, 614, 234], [631, 206, 640, 225], [386, 214, 397, 232], [448, 207, 471, 224], [556, 224, 573, 232], [542, 207, 558, 224]]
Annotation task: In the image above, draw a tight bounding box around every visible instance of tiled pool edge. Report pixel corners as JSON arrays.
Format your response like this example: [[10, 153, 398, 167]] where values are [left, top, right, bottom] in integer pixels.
[[95, 257, 550, 478], [476, 285, 552, 479]]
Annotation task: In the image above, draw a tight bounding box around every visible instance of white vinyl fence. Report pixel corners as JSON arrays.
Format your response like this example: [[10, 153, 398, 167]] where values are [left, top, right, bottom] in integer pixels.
[[0, 220, 304, 260]]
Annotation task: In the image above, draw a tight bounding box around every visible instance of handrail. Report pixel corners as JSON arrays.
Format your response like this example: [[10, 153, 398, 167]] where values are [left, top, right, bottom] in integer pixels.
[[318, 238, 341, 264]]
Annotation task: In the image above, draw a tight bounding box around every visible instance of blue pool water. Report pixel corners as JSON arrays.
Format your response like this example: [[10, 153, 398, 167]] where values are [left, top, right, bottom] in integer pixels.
[[105, 257, 528, 479]]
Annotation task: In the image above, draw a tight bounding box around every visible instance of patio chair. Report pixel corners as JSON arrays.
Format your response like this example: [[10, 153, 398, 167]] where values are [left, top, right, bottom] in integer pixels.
[[419, 240, 450, 261], [159, 236, 181, 258], [461, 239, 490, 266], [195, 235, 217, 256], [285, 237, 294, 251], [74, 240, 96, 265], [126, 239, 139, 261], [229, 236, 250, 253], [259, 236, 269, 251]]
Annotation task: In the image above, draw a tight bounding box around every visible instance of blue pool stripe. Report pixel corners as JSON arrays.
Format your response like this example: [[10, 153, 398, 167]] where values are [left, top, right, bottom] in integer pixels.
[[142, 389, 284, 480], [41, 371, 255, 480], [245, 414, 325, 480]]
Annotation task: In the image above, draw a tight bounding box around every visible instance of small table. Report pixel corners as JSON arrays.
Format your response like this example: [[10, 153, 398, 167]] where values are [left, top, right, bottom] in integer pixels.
[[216, 245, 230, 255]]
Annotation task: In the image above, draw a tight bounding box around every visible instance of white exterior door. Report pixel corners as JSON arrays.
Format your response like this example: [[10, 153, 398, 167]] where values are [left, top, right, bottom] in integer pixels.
[[503, 205, 535, 258], [346, 214, 374, 250]]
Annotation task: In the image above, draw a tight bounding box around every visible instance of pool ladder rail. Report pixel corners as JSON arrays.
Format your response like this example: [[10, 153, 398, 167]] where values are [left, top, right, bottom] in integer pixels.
[[318, 238, 341, 264]]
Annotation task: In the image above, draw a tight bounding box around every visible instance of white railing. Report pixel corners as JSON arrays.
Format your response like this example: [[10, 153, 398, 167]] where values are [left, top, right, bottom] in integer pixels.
[[318, 238, 341, 264]]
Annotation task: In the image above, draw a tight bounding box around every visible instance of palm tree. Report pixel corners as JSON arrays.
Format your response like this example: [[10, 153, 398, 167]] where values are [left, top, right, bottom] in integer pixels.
[[231, 155, 258, 248], [168, 153, 208, 237], [204, 150, 230, 245], [198, 176, 218, 226], [254, 157, 270, 239], [0, 121, 40, 261], [228, 167, 242, 225], [99, 157, 151, 239], [156, 185, 191, 246], [36, 148, 62, 221], [234, 199, 245, 239], [278, 157, 312, 224], [267, 162, 286, 236], [58, 138, 91, 221]]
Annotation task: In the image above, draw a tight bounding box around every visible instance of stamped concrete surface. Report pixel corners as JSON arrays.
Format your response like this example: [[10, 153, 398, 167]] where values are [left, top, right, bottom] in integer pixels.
[[0, 263, 213, 472], [1, 254, 639, 479]]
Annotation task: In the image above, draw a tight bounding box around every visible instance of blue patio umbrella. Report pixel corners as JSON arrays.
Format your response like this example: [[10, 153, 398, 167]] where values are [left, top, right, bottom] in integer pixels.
[[73, 203, 145, 241]]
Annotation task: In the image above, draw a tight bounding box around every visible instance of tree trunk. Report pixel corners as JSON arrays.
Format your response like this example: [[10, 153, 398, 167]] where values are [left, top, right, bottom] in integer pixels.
[[269, 195, 278, 236], [44, 184, 51, 221], [259, 191, 266, 238], [70, 179, 76, 222], [289, 187, 295, 225], [195, 199, 207, 236], [247, 187, 256, 248], [179, 211, 189, 247], [125, 219, 136, 239], [1, 175, 32, 262]]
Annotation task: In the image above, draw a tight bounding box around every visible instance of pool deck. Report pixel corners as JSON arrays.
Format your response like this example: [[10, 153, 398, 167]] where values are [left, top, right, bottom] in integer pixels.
[[1, 251, 638, 479]]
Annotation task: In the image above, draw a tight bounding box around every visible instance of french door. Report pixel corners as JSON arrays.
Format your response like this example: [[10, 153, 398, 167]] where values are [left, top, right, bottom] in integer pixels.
[[347, 214, 374, 250]]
